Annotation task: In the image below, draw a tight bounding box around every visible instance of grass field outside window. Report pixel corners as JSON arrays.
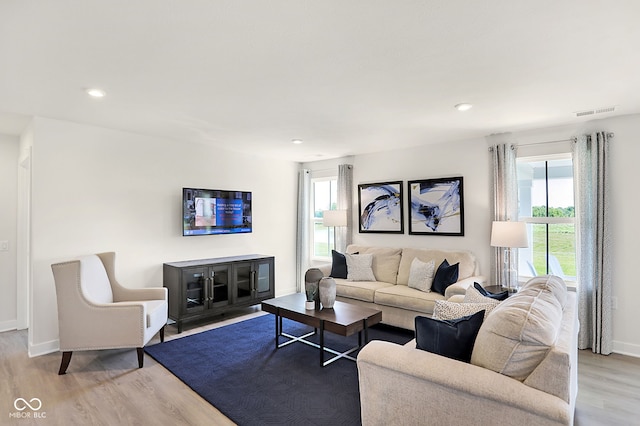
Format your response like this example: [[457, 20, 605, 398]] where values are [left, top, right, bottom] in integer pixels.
[[531, 223, 576, 278]]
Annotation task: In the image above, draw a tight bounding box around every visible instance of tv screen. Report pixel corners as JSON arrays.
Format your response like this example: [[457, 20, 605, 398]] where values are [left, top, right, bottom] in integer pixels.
[[183, 188, 252, 236]]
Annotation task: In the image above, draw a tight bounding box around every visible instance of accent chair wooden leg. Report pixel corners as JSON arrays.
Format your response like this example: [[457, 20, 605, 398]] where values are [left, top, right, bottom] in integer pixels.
[[137, 347, 144, 368], [58, 351, 72, 375], [160, 325, 165, 343]]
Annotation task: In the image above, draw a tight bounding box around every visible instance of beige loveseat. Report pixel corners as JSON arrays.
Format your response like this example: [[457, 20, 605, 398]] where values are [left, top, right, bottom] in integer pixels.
[[357, 275, 578, 426], [316, 244, 485, 330]]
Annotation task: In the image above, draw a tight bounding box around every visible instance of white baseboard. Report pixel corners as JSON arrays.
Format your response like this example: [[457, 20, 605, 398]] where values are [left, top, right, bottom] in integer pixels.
[[0, 319, 18, 333], [29, 339, 59, 358], [613, 340, 640, 358]]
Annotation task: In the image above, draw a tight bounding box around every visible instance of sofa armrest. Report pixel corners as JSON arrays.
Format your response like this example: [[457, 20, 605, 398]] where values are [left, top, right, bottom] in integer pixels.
[[316, 263, 332, 276], [357, 340, 571, 426], [444, 275, 486, 299]]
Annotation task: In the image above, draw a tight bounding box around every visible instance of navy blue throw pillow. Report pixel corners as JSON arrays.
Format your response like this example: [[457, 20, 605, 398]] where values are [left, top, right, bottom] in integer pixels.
[[474, 282, 508, 301], [431, 259, 459, 295], [330, 250, 348, 279], [414, 310, 484, 363]]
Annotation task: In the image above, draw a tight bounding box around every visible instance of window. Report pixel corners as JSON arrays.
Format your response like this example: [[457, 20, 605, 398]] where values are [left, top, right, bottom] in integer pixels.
[[517, 155, 576, 282], [311, 177, 337, 259]]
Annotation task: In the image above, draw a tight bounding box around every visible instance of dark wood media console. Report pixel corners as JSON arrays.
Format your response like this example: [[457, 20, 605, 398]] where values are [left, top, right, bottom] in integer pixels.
[[163, 254, 275, 332]]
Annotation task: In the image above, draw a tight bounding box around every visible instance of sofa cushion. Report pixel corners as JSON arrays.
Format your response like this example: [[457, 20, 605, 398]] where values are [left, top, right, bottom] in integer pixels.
[[346, 245, 402, 284], [522, 291, 576, 403], [329, 250, 348, 278], [470, 284, 564, 381], [415, 310, 484, 362], [374, 285, 444, 314], [144, 299, 168, 329], [521, 275, 568, 308], [334, 278, 395, 303], [80, 255, 113, 304], [407, 258, 435, 292], [346, 253, 376, 281], [431, 259, 459, 295], [397, 248, 478, 285]]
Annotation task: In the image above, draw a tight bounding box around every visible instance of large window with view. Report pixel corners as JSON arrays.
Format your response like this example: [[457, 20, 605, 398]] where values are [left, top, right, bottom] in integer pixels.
[[311, 177, 337, 260], [517, 156, 576, 282]]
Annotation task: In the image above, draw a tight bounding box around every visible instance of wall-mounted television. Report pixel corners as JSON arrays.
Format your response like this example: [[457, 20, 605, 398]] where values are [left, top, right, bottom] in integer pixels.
[[183, 188, 252, 236]]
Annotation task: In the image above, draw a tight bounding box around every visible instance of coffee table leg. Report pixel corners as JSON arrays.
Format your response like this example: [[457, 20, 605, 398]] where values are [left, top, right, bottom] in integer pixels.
[[274, 310, 279, 349], [363, 319, 369, 344], [319, 321, 324, 367]]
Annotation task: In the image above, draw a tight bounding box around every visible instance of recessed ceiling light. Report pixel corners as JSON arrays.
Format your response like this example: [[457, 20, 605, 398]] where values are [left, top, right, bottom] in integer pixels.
[[292, 139, 303, 144], [86, 88, 106, 98], [454, 103, 472, 111]]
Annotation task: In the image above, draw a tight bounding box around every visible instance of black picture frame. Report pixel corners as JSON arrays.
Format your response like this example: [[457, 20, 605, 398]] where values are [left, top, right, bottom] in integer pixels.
[[408, 177, 464, 236], [357, 181, 404, 234]]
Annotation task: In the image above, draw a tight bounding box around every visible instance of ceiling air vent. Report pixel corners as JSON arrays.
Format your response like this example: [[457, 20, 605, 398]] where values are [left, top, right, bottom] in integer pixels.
[[574, 106, 616, 117]]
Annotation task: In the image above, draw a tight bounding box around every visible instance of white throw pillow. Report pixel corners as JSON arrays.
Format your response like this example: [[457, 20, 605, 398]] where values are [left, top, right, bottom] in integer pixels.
[[345, 253, 376, 281], [407, 258, 435, 292], [433, 300, 498, 321]]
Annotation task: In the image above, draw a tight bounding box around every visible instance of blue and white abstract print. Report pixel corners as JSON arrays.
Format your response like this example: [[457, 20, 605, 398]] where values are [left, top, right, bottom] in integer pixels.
[[409, 177, 464, 235], [359, 182, 403, 233]]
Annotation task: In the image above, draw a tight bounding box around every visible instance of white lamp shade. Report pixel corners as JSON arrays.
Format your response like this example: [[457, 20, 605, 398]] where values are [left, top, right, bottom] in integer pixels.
[[490, 221, 528, 248], [322, 210, 347, 227]]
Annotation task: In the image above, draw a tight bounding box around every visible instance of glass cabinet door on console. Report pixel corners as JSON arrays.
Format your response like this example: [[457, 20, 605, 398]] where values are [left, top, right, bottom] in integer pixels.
[[208, 264, 231, 308], [181, 267, 207, 314], [254, 258, 274, 299], [181, 265, 230, 313], [233, 258, 274, 303], [234, 262, 253, 303]]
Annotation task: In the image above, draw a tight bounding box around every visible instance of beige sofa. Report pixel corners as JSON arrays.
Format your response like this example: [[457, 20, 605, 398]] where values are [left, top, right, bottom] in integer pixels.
[[316, 244, 485, 330], [357, 275, 578, 426]]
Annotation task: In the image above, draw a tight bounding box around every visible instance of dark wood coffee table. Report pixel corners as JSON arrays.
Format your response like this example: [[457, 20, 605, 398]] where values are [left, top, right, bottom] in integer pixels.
[[261, 293, 383, 367]]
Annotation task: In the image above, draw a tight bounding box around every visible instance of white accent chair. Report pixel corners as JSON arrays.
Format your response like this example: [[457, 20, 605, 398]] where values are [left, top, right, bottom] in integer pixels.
[[51, 252, 168, 375], [549, 255, 566, 279]]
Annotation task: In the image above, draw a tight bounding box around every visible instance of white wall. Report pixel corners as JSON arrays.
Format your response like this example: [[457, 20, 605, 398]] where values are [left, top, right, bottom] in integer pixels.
[[304, 138, 492, 276], [29, 117, 299, 356], [0, 134, 18, 331], [351, 137, 492, 275]]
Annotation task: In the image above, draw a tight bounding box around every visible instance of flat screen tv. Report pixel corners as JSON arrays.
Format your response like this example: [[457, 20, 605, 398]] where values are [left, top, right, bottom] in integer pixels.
[[183, 188, 252, 236]]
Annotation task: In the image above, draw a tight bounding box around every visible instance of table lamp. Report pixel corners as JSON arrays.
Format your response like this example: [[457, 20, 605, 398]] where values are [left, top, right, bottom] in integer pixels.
[[490, 221, 528, 293], [322, 210, 347, 252]]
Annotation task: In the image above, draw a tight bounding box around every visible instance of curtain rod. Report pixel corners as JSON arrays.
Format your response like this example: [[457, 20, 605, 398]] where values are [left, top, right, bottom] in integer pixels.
[[516, 138, 574, 147], [307, 167, 335, 173], [515, 132, 614, 147]]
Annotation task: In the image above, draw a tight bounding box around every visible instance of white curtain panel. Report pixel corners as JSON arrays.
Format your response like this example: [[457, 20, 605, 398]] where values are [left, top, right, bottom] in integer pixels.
[[336, 164, 353, 253], [573, 132, 613, 354], [296, 169, 311, 293], [489, 141, 518, 288]]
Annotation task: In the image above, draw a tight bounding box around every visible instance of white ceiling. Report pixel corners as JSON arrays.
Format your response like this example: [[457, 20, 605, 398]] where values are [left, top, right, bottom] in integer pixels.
[[1, 1, 639, 162]]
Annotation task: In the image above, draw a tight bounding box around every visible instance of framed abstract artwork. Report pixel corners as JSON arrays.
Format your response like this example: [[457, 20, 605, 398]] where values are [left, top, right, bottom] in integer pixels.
[[357, 181, 404, 233], [408, 177, 464, 236]]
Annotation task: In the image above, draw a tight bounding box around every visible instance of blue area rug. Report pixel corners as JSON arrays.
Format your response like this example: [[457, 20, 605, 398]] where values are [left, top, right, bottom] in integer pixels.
[[145, 314, 414, 426]]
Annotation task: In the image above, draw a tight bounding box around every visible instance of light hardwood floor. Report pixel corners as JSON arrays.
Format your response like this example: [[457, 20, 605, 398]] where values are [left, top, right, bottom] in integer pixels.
[[2, 308, 639, 426]]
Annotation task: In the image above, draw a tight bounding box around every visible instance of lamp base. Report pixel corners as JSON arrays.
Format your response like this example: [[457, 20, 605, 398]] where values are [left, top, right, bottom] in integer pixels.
[[503, 249, 519, 293]]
